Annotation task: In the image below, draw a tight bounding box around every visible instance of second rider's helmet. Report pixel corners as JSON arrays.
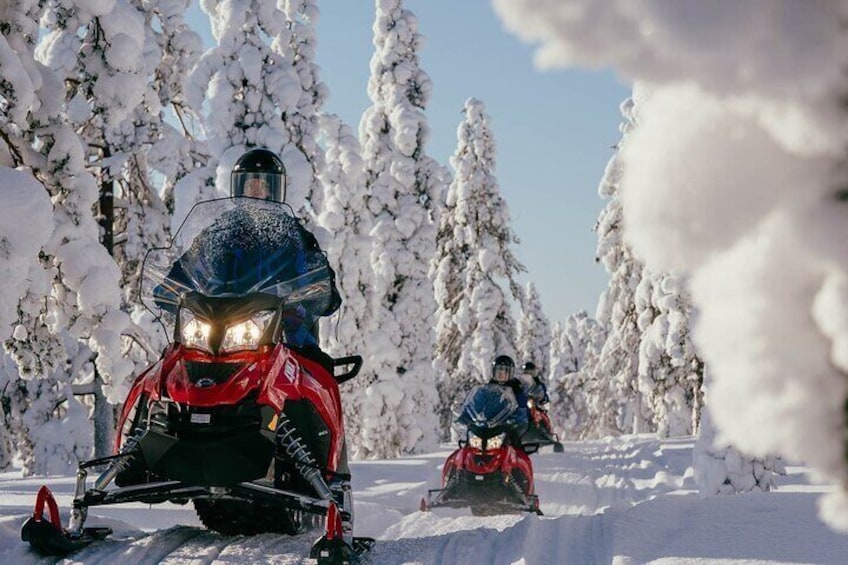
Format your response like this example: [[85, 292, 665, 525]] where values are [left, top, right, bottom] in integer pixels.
[[491, 355, 515, 383], [522, 361, 537, 374], [230, 148, 286, 202]]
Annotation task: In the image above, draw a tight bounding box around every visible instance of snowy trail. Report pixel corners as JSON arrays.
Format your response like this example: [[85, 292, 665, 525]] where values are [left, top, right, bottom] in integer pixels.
[[1, 436, 846, 564]]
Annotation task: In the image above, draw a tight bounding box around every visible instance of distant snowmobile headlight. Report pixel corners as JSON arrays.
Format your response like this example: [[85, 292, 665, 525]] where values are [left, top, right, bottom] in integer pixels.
[[468, 432, 484, 450], [180, 310, 212, 353], [220, 310, 275, 353], [486, 433, 506, 451]]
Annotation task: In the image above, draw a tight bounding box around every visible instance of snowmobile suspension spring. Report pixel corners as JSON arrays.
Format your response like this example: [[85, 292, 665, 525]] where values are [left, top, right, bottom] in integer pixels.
[[274, 413, 334, 501], [93, 435, 141, 491]]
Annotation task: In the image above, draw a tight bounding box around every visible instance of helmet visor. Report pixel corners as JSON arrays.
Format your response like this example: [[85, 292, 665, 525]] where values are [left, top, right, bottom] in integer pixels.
[[492, 364, 512, 382], [231, 171, 283, 202]]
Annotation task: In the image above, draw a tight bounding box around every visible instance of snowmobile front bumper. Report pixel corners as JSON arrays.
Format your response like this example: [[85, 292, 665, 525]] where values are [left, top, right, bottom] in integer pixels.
[[425, 470, 542, 515]]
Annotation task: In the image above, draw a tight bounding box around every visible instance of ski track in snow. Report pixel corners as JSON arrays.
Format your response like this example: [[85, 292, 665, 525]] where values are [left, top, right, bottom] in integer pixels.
[[1, 435, 847, 564]]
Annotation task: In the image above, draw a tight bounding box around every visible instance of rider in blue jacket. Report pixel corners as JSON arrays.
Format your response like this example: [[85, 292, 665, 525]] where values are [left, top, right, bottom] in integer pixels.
[[488, 355, 529, 443]]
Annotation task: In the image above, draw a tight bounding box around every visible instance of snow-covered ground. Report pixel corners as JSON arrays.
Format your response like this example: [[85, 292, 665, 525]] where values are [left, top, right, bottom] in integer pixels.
[[0, 435, 845, 564]]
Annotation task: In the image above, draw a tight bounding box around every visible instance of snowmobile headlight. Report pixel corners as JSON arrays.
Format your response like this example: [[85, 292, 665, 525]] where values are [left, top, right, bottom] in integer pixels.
[[527, 398, 535, 409], [180, 310, 212, 353], [468, 432, 484, 450], [486, 433, 506, 451], [220, 310, 275, 353]]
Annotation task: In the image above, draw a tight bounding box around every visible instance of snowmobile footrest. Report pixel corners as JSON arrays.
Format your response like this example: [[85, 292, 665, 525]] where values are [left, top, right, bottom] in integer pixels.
[[21, 518, 111, 557]]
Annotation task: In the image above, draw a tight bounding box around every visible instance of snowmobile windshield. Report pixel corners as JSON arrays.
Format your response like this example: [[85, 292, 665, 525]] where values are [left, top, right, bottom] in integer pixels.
[[141, 198, 333, 331], [456, 383, 520, 434]]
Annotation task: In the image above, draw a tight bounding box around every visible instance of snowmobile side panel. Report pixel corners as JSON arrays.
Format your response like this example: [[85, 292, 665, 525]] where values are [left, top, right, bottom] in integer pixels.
[[260, 348, 345, 473]]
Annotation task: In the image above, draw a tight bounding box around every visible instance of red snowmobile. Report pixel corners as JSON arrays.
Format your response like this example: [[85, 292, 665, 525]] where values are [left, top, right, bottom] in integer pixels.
[[424, 384, 542, 516], [21, 198, 373, 564], [523, 394, 565, 453]]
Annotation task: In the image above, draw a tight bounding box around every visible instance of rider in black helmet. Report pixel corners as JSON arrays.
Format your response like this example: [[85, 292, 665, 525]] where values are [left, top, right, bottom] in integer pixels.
[[520, 361, 550, 405], [230, 148, 286, 202], [488, 355, 529, 444], [156, 148, 340, 353]]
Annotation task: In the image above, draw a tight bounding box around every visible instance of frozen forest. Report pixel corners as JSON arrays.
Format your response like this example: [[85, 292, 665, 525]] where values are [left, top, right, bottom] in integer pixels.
[[2, 0, 848, 549]]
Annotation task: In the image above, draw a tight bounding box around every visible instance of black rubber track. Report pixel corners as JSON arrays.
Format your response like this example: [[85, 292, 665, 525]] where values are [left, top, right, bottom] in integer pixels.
[[193, 497, 320, 536]]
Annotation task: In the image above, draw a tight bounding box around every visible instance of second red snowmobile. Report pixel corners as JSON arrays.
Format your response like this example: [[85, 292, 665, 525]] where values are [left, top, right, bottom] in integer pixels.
[[22, 198, 373, 564], [425, 384, 542, 516], [523, 396, 565, 453]]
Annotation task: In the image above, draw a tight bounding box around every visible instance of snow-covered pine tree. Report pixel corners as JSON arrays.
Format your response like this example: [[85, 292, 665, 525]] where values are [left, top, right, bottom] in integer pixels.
[[357, 0, 447, 456], [636, 272, 704, 437], [432, 97, 523, 436], [278, 0, 327, 229], [183, 0, 315, 219], [0, 7, 55, 340], [110, 0, 203, 300], [0, 2, 134, 473], [35, 0, 192, 455], [516, 282, 552, 374], [315, 113, 375, 458], [111, 1, 206, 392], [609, 92, 780, 493], [548, 311, 606, 439], [0, 2, 64, 470], [582, 97, 650, 437]]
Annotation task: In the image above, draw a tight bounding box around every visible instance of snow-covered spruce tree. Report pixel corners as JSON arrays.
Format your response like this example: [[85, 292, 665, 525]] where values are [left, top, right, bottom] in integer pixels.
[[618, 89, 783, 495], [0, 2, 64, 470], [315, 113, 375, 458], [0, 2, 132, 473], [581, 97, 651, 438], [516, 281, 552, 374], [548, 311, 606, 439], [278, 0, 327, 230], [36, 0, 193, 456], [635, 272, 704, 437], [107, 0, 203, 301], [0, 177, 52, 469], [106, 1, 207, 397], [432, 97, 523, 436], [0, 5, 55, 341], [357, 0, 448, 456], [183, 0, 317, 220]]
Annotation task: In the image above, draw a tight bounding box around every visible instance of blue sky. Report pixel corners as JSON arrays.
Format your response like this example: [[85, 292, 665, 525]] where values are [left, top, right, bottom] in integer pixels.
[[188, 2, 632, 325]]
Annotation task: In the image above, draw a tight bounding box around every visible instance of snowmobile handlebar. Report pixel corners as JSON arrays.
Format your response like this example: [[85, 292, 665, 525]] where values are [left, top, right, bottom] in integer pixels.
[[332, 355, 362, 384]]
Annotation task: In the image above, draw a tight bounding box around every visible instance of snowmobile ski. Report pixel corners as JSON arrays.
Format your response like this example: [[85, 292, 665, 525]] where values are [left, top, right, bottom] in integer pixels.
[[309, 502, 375, 564], [20, 486, 111, 556]]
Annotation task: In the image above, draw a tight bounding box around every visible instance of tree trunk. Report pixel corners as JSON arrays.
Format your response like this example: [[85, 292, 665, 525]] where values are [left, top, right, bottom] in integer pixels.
[[93, 145, 115, 458], [92, 368, 114, 458]]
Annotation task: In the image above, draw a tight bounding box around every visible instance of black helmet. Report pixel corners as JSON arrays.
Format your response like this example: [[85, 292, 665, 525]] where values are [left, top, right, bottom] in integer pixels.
[[491, 354, 515, 383], [522, 361, 537, 373], [230, 148, 286, 202]]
